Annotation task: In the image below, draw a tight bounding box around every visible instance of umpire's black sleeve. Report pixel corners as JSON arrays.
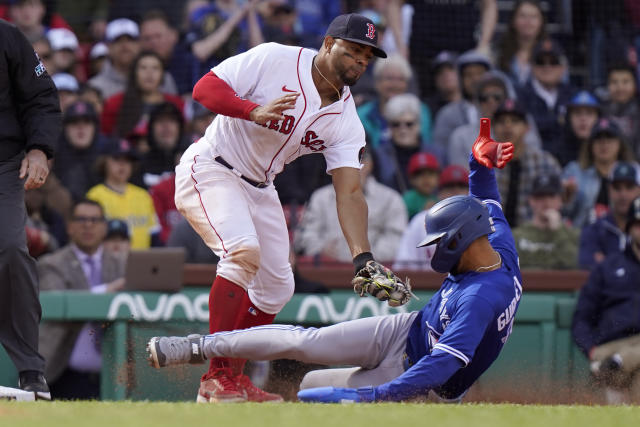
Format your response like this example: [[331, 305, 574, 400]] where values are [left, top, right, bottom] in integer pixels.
[[2, 20, 61, 159]]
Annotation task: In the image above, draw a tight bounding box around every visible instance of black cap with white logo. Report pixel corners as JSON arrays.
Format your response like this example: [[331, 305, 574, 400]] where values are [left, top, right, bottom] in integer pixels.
[[325, 13, 387, 58]]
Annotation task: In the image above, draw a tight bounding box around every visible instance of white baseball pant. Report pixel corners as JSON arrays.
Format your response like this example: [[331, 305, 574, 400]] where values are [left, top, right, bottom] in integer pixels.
[[174, 142, 294, 314], [202, 312, 419, 389]]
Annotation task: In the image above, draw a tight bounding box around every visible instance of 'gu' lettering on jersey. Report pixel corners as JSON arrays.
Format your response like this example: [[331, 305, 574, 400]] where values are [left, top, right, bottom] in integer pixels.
[[203, 42, 365, 183], [375, 156, 523, 401]]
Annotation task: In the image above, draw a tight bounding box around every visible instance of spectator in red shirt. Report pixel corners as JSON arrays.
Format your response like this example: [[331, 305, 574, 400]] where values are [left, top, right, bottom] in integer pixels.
[[101, 50, 184, 138]]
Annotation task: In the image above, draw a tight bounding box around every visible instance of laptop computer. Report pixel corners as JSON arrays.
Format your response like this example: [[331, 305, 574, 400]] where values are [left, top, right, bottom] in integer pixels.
[[124, 247, 186, 292]]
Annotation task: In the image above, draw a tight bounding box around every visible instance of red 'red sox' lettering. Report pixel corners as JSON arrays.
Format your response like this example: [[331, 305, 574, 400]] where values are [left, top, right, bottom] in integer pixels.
[[280, 115, 294, 134], [260, 114, 296, 135], [300, 130, 326, 152]]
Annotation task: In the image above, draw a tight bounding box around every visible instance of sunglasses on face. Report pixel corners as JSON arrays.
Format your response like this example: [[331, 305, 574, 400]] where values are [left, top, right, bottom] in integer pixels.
[[535, 57, 560, 66], [390, 121, 417, 129], [479, 93, 504, 103]]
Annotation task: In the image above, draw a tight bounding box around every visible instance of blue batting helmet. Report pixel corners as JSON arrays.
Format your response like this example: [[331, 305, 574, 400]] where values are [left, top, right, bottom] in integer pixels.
[[417, 196, 495, 273]]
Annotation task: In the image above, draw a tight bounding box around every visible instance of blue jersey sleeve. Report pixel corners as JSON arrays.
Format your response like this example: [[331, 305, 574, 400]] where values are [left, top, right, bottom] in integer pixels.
[[374, 295, 495, 401], [374, 352, 463, 401], [468, 153, 517, 258], [468, 153, 501, 203]]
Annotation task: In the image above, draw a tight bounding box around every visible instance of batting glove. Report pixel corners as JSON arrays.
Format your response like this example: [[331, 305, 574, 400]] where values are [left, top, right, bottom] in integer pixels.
[[472, 118, 514, 169], [297, 386, 376, 403]]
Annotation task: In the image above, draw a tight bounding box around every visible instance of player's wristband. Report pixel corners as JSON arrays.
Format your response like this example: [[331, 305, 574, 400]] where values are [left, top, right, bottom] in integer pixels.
[[353, 252, 374, 274]]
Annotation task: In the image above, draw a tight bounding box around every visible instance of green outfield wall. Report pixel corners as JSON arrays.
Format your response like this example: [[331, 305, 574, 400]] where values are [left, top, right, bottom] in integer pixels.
[[0, 289, 590, 402]]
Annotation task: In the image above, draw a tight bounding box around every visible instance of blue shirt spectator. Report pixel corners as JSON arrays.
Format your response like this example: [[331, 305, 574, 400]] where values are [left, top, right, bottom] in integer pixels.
[[578, 162, 640, 269]]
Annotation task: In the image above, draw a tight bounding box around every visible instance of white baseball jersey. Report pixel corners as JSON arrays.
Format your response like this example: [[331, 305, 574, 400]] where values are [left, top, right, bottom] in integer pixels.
[[203, 42, 366, 183], [175, 43, 368, 314]]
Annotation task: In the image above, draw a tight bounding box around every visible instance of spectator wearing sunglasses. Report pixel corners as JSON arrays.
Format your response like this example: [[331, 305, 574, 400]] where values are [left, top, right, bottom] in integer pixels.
[[448, 72, 541, 168], [373, 94, 443, 194], [517, 38, 572, 157], [356, 54, 432, 149]]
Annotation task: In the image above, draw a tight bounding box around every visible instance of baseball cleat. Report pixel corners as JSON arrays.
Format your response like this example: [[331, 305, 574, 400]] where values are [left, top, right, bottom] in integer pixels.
[[235, 374, 283, 402], [147, 334, 206, 368], [18, 371, 51, 401], [197, 369, 247, 403]]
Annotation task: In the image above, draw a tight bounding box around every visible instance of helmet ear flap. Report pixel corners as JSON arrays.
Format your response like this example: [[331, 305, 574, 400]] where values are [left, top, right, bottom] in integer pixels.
[[447, 236, 459, 250]]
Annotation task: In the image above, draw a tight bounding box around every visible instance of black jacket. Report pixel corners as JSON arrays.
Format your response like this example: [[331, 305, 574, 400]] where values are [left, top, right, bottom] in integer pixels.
[[572, 244, 640, 356], [0, 19, 60, 161], [517, 80, 573, 159], [53, 133, 107, 201]]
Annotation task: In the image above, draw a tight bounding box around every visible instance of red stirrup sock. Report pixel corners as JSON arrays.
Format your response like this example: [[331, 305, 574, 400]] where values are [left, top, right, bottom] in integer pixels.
[[204, 276, 246, 379], [229, 293, 276, 376]]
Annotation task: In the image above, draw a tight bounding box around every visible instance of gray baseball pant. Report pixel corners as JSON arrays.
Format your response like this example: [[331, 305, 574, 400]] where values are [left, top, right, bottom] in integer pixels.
[[203, 311, 419, 389]]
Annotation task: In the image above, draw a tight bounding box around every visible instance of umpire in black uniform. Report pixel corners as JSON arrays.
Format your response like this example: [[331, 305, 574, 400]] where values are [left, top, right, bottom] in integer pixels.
[[0, 19, 61, 399]]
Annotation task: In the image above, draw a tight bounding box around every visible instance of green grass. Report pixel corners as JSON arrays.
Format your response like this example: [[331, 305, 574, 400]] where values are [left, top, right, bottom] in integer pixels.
[[1, 402, 639, 427]]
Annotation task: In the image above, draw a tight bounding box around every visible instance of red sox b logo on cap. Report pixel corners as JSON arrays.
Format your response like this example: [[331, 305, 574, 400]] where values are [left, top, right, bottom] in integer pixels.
[[365, 23, 375, 40]]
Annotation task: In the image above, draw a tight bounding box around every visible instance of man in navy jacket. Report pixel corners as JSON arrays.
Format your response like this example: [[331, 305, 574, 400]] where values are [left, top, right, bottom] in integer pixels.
[[572, 196, 640, 402]]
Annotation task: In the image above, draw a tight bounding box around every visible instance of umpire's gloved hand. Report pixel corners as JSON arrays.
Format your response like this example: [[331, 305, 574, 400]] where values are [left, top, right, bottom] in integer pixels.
[[297, 386, 376, 403], [472, 118, 514, 169]]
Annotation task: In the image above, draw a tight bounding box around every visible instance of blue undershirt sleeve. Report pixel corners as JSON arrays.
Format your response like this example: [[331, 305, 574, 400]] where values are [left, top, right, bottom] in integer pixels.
[[468, 153, 501, 203], [374, 352, 463, 401]]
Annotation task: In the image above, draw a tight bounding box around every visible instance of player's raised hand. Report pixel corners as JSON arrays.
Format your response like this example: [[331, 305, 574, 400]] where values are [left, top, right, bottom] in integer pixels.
[[471, 118, 514, 169], [250, 93, 300, 125]]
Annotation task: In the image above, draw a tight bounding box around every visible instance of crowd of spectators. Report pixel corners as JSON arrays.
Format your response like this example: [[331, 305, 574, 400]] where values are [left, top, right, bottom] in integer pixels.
[[5, 0, 640, 403], [5, 0, 640, 273]]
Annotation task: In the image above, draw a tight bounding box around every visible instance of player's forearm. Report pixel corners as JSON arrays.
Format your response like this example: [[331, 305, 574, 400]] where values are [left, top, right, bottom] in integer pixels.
[[477, 0, 498, 51], [192, 72, 259, 120], [336, 191, 371, 258], [572, 318, 597, 358], [192, 8, 248, 61], [385, 0, 407, 56], [468, 154, 501, 202], [375, 352, 463, 401], [246, 7, 264, 48]]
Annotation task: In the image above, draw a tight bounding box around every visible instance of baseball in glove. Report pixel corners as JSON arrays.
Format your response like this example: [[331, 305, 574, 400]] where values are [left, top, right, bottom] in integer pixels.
[[352, 260, 416, 307]]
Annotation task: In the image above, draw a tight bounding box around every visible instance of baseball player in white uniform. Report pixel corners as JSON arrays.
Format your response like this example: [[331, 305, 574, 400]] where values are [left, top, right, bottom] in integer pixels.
[[173, 13, 412, 403]]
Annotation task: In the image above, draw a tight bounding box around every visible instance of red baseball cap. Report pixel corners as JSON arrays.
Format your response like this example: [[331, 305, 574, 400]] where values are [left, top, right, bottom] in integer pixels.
[[407, 153, 440, 176], [439, 165, 469, 188]]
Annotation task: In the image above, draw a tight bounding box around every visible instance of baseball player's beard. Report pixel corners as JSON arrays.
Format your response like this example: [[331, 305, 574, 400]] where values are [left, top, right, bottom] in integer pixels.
[[340, 70, 359, 87], [335, 63, 362, 87]]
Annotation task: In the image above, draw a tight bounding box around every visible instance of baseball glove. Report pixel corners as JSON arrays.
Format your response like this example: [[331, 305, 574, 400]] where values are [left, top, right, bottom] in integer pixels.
[[352, 260, 416, 307]]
